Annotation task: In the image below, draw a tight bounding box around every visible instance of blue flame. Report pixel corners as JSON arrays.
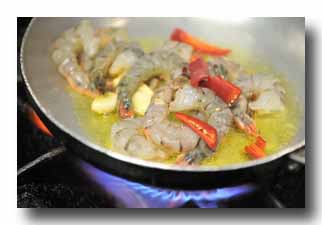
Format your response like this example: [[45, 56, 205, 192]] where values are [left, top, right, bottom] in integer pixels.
[[79, 160, 256, 208]]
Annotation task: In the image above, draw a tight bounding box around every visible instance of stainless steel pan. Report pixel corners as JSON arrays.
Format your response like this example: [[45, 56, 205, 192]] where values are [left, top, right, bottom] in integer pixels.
[[21, 17, 305, 189]]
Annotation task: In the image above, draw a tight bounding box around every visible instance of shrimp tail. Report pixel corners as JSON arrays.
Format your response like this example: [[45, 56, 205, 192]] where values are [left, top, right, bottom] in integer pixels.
[[119, 99, 135, 119], [233, 114, 258, 136], [176, 141, 213, 165]]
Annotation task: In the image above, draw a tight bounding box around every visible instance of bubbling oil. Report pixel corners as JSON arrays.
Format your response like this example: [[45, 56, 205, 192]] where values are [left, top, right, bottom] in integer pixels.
[[69, 38, 301, 167]]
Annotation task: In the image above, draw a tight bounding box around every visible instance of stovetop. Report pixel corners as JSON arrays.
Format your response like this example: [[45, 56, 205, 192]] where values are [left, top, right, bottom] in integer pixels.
[[17, 17, 305, 208]]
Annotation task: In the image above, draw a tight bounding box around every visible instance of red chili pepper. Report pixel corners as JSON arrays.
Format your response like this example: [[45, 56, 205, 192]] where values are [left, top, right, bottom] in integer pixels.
[[245, 144, 266, 159], [187, 57, 241, 105], [255, 136, 266, 149], [205, 75, 241, 105], [175, 112, 217, 149], [171, 28, 231, 56], [245, 136, 267, 159], [189, 57, 210, 87]]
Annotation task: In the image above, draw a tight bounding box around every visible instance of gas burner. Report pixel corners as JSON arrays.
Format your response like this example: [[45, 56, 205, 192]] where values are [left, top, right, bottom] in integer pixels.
[[79, 160, 256, 208]]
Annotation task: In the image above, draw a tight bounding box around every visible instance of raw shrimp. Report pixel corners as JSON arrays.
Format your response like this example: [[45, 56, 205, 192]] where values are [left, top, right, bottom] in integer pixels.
[[89, 40, 143, 93], [143, 84, 200, 153], [109, 45, 144, 76], [51, 20, 141, 96], [51, 26, 96, 96], [233, 73, 286, 113], [209, 57, 286, 113], [133, 41, 192, 91], [175, 107, 234, 165], [51, 20, 103, 96], [75, 20, 100, 58], [96, 26, 129, 47], [208, 57, 242, 81], [111, 118, 166, 160], [51, 28, 82, 66], [169, 84, 233, 165], [159, 41, 193, 62], [117, 50, 187, 118], [231, 94, 257, 136], [169, 84, 228, 116]]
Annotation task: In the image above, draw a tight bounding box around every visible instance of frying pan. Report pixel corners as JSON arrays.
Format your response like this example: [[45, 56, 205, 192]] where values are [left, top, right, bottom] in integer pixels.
[[20, 18, 305, 189]]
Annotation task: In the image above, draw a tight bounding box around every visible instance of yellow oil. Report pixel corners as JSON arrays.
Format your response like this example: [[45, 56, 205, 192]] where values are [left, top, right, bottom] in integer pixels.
[[68, 89, 119, 149], [135, 37, 164, 53], [202, 83, 300, 166], [202, 48, 301, 166], [68, 39, 301, 167]]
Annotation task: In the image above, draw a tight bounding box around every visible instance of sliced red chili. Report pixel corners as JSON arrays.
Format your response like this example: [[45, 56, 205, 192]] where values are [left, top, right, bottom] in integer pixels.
[[187, 58, 241, 105], [171, 28, 231, 56], [175, 112, 217, 149], [245, 136, 267, 159], [255, 136, 266, 149], [205, 75, 241, 105], [245, 144, 266, 159], [189, 57, 210, 87]]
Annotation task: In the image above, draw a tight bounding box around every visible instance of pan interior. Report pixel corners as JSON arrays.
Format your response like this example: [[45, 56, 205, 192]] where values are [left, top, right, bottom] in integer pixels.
[[21, 18, 305, 171]]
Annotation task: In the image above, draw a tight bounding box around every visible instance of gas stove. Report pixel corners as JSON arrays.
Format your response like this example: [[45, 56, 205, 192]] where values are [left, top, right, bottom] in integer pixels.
[[17, 17, 305, 208]]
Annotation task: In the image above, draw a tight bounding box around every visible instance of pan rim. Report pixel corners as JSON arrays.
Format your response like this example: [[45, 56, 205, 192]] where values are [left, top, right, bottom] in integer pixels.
[[20, 17, 305, 173]]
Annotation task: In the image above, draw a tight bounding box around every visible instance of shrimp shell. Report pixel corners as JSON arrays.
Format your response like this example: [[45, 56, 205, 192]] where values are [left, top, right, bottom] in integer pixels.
[[117, 50, 185, 117], [143, 84, 200, 153], [75, 20, 100, 58], [233, 73, 286, 113], [169, 84, 233, 165], [89, 41, 143, 93], [160, 40, 193, 62], [111, 118, 166, 160]]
